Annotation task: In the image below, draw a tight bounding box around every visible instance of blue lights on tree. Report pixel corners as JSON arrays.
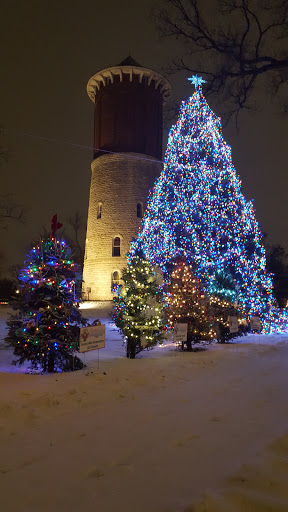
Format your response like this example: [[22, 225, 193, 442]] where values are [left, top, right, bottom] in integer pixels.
[[5, 236, 87, 372], [130, 76, 286, 332]]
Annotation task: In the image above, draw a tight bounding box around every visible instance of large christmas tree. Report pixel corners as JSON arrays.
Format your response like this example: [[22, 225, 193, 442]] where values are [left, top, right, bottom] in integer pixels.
[[6, 222, 87, 372], [130, 75, 277, 329]]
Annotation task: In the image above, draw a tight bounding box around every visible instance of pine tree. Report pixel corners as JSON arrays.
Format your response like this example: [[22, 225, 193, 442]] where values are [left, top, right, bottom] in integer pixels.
[[130, 75, 278, 330], [165, 259, 214, 350], [209, 270, 241, 342], [113, 253, 164, 359], [5, 235, 87, 372]]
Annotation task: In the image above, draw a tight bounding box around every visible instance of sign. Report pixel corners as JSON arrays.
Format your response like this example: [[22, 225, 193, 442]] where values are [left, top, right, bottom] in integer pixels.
[[250, 316, 261, 330], [79, 325, 105, 353], [228, 316, 238, 333], [140, 335, 148, 348], [173, 323, 188, 343]]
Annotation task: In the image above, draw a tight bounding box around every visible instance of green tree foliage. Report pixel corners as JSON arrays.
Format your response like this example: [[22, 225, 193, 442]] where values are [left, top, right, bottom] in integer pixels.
[[5, 236, 87, 372], [165, 259, 214, 350], [113, 253, 164, 359], [209, 270, 242, 342]]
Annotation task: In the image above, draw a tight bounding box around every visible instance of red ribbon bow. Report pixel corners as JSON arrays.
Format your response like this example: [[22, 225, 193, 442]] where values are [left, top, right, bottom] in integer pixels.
[[51, 214, 63, 238]]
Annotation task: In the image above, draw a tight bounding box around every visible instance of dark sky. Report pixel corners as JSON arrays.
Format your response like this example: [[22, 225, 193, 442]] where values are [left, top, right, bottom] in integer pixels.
[[1, 0, 287, 274]]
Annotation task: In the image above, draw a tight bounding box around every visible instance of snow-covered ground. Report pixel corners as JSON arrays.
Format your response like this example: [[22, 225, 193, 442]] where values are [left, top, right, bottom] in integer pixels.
[[1, 301, 287, 371], [1, 303, 288, 511]]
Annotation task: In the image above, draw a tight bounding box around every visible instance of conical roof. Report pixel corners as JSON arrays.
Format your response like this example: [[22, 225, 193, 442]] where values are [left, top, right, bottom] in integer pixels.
[[118, 56, 142, 67]]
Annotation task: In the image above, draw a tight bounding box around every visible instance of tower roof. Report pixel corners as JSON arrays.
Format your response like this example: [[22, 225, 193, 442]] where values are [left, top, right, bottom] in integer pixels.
[[87, 62, 171, 104], [118, 56, 142, 67]]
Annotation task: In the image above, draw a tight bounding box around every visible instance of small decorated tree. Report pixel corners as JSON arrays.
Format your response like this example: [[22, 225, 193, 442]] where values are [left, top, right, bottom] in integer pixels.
[[165, 259, 214, 350], [113, 252, 164, 358], [208, 270, 241, 342], [5, 217, 87, 372]]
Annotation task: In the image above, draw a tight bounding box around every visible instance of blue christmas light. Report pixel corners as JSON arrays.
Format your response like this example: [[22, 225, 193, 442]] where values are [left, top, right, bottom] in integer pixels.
[[130, 82, 288, 333]]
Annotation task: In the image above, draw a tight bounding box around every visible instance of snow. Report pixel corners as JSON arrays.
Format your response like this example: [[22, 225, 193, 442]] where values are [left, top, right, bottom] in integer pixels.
[[1, 303, 288, 511]]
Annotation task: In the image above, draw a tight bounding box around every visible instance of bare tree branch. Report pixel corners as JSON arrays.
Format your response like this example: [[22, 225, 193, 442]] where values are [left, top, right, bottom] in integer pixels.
[[0, 194, 25, 229], [155, 0, 288, 120], [66, 212, 85, 267]]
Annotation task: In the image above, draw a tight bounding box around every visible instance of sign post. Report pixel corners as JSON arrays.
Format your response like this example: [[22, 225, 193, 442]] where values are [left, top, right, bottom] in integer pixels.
[[228, 316, 238, 334], [250, 316, 261, 331], [173, 323, 188, 350], [79, 325, 105, 370]]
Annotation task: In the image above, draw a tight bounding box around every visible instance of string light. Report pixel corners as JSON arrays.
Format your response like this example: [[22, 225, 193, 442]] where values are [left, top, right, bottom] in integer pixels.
[[5, 236, 87, 372], [165, 260, 215, 342], [130, 78, 288, 333], [113, 254, 164, 358]]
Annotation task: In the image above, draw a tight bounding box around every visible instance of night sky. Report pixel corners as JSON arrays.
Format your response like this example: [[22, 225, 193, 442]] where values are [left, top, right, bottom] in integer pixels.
[[2, 0, 287, 275]]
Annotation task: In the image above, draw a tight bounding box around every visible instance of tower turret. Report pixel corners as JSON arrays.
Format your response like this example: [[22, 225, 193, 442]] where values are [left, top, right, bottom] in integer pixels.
[[83, 58, 170, 300]]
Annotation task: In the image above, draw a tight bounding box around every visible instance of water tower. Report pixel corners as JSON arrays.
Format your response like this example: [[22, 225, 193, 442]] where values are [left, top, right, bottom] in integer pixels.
[[82, 57, 170, 300]]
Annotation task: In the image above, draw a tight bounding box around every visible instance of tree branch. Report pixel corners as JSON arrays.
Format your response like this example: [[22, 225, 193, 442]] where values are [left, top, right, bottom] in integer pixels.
[[156, 0, 288, 121]]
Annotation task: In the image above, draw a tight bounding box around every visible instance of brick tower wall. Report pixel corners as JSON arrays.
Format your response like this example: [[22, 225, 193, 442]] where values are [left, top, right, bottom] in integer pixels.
[[82, 152, 162, 300]]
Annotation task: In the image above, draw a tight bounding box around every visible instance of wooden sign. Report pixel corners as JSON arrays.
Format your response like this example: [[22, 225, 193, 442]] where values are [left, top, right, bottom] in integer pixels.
[[250, 316, 261, 330], [173, 323, 188, 343], [228, 316, 238, 333], [79, 325, 105, 353]]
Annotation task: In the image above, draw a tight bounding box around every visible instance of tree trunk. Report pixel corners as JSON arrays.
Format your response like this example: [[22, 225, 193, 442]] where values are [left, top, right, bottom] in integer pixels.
[[186, 332, 192, 351], [126, 339, 136, 359], [43, 349, 47, 372], [47, 351, 55, 372]]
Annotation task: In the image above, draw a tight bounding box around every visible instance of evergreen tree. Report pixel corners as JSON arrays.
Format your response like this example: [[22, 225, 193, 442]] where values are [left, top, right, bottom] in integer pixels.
[[5, 235, 87, 372], [209, 270, 241, 342], [130, 75, 279, 331], [113, 253, 164, 359], [165, 259, 214, 350]]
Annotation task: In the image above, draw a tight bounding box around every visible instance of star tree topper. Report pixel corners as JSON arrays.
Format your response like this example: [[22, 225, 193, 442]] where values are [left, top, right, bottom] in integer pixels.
[[188, 74, 207, 90]]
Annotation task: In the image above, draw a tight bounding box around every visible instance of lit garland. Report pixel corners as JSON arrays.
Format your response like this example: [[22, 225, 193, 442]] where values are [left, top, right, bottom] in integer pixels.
[[5, 236, 87, 372], [130, 77, 288, 333]]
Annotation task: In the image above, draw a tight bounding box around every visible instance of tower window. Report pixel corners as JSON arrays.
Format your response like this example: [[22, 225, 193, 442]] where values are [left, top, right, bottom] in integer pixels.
[[97, 202, 103, 219], [112, 270, 120, 285], [113, 237, 121, 257], [137, 202, 143, 218]]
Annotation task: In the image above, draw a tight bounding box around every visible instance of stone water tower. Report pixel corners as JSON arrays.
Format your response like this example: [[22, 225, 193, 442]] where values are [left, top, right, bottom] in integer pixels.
[[82, 57, 170, 300]]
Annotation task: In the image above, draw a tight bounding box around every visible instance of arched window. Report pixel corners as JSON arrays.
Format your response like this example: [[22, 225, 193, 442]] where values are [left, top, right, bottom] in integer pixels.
[[137, 202, 143, 218], [112, 270, 120, 285], [113, 237, 121, 257], [97, 202, 103, 219]]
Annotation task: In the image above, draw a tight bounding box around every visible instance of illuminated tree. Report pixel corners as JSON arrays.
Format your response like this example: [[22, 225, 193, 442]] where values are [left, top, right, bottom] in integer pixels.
[[209, 270, 241, 342], [130, 76, 276, 329], [113, 253, 164, 359], [5, 234, 87, 372], [165, 259, 214, 349]]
